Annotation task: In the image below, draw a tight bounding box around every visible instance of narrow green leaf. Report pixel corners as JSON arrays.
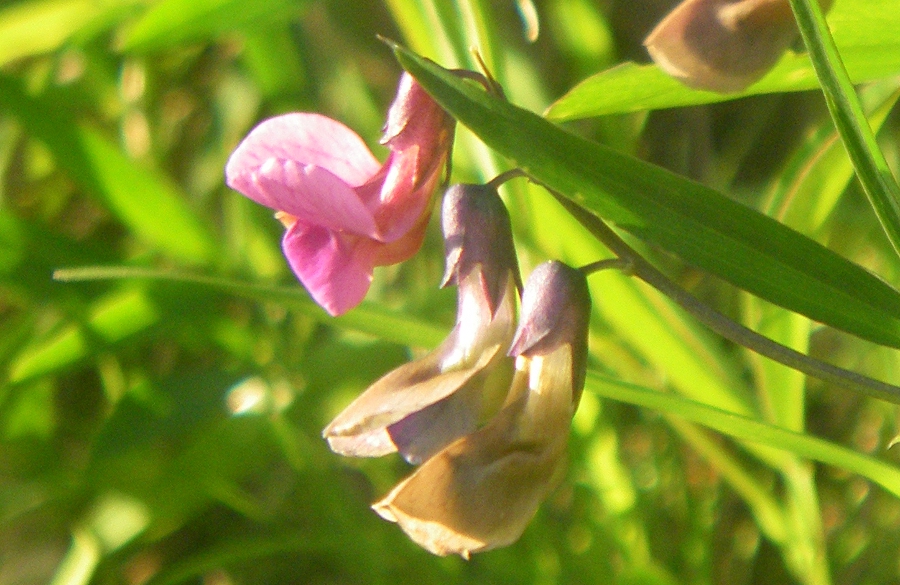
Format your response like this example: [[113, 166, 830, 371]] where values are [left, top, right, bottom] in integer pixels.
[[546, 0, 900, 120], [546, 47, 900, 120], [587, 372, 900, 499], [0, 74, 216, 264], [789, 0, 900, 258], [393, 45, 900, 348], [14, 259, 447, 386], [53, 266, 447, 349]]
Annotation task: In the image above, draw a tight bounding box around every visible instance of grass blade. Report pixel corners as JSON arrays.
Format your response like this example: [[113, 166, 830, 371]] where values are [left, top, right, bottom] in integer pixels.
[[789, 0, 900, 258]]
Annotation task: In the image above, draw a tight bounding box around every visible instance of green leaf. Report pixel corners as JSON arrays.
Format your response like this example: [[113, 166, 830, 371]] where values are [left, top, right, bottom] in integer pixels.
[[392, 45, 900, 348], [0, 74, 216, 264], [789, 0, 900, 258], [546, 0, 900, 120]]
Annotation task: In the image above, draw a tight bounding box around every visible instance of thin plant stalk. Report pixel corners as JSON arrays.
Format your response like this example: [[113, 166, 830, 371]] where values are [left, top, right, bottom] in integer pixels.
[[551, 192, 900, 405]]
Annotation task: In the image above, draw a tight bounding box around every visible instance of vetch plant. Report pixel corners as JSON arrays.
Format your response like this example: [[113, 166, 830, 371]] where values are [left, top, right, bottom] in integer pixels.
[[23, 1, 900, 583], [225, 73, 454, 315], [324, 173, 595, 557], [226, 53, 900, 561], [373, 261, 591, 558]]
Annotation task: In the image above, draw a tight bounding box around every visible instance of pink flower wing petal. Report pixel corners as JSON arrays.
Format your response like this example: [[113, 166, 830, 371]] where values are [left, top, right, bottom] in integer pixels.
[[282, 223, 376, 316], [226, 113, 380, 188]]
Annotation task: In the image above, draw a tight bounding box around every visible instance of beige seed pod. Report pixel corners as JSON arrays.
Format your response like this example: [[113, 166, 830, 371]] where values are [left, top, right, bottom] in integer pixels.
[[645, 0, 833, 92]]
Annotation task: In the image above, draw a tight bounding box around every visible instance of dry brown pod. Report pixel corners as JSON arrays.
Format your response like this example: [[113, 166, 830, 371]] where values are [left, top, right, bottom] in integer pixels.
[[644, 0, 834, 92]]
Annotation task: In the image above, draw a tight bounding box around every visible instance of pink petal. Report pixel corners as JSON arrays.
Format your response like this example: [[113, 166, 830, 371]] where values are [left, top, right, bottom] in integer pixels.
[[371, 208, 430, 266], [227, 113, 380, 188], [244, 159, 379, 237], [363, 151, 439, 243], [282, 223, 376, 316]]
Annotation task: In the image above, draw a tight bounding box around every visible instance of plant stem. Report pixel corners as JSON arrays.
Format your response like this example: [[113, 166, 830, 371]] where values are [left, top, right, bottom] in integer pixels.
[[552, 192, 900, 405]]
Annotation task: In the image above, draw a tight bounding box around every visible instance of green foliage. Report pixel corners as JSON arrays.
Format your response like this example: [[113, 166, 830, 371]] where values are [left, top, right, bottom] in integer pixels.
[[2, 0, 900, 584]]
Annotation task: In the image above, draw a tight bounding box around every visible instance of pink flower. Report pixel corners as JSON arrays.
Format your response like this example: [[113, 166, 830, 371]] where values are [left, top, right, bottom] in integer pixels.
[[225, 73, 454, 315]]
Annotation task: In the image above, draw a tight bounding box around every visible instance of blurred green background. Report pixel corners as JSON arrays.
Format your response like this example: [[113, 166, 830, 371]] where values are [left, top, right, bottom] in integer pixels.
[[3, 0, 900, 584]]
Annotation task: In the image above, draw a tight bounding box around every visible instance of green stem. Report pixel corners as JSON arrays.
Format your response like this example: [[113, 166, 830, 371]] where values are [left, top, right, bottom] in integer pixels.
[[552, 193, 900, 405]]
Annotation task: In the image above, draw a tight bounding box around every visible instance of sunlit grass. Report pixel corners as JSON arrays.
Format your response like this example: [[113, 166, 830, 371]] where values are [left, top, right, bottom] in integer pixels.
[[2, 1, 900, 584]]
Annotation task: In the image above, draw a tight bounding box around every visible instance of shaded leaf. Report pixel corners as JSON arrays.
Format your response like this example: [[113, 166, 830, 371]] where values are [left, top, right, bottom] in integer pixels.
[[0, 74, 216, 264], [121, 0, 303, 52]]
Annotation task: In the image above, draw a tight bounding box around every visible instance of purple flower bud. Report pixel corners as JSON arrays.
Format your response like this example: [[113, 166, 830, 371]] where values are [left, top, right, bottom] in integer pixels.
[[441, 183, 521, 314], [509, 261, 591, 401], [322, 183, 520, 465]]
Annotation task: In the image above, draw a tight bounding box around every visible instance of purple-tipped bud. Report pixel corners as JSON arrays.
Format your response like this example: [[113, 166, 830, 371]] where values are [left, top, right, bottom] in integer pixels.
[[509, 261, 591, 400], [322, 186, 519, 466], [441, 183, 521, 314]]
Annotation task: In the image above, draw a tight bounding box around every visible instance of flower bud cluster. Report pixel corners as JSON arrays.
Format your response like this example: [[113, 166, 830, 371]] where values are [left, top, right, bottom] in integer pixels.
[[324, 182, 591, 558]]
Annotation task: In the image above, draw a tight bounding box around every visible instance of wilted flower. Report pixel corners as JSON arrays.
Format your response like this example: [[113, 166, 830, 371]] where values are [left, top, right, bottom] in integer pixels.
[[373, 261, 591, 558], [225, 73, 454, 315], [323, 183, 520, 465], [645, 0, 833, 92]]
